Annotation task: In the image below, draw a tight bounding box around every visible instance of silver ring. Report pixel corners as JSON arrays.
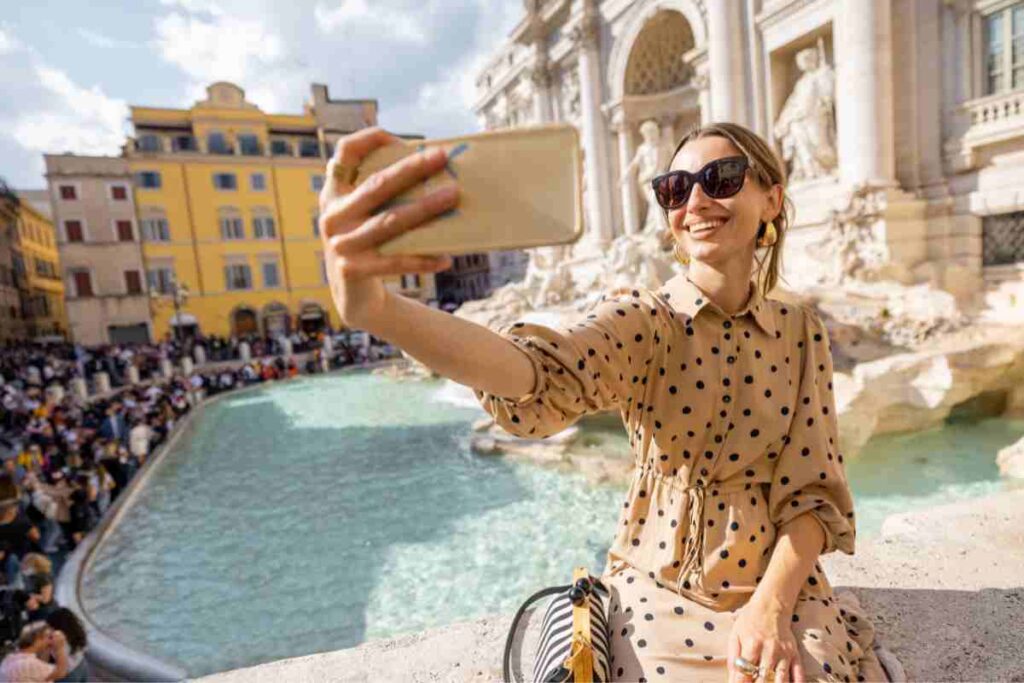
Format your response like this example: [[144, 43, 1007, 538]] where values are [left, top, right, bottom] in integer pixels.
[[735, 656, 758, 677]]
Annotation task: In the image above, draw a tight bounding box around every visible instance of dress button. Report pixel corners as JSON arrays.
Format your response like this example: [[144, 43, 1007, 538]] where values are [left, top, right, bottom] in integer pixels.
[[723, 320, 732, 329]]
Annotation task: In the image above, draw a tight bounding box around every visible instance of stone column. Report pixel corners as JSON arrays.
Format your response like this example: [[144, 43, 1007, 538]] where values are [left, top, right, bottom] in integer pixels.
[[181, 357, 194, 376], [94, 372, 110, 395], [613, 115, 640, 235], [127, 365, 140, 385], [835, 0, 896, 188], [239, 341, 251, 363], [694, 71, 712, 125], [530, 53, 554, 123], [194, 345, 207, 366], [659, 113, 678, 165], [573, 0, 615, 245], [322, 334, 334, 356], [160, 358, 174, 379], [706, 0, 749, 125]]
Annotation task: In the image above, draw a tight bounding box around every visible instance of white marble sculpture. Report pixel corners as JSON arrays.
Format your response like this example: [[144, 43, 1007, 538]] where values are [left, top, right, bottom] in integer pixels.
[[827, 184, 890, 284], [620, 119, 667, 236], [774, 39, 837, 183]]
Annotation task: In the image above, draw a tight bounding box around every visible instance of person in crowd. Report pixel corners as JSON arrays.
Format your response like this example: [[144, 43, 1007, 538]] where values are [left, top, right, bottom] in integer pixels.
[[128, 413, 152, 468], [43, 608, 88, 683], [19, 554, 52, 583], [0, 621, 68, 682], [25, 573, 57, 622], [97, 402, 127, 447], [0, 474, 41, 585]]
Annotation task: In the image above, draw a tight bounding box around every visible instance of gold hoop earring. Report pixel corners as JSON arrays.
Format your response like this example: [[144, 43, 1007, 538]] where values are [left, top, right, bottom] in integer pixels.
[[673, 241, 690, 266], [757, 220, 778, 249]]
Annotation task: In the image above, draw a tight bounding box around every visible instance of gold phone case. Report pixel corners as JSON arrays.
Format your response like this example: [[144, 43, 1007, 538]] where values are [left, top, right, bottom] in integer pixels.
[[354, 125, 585, 256]]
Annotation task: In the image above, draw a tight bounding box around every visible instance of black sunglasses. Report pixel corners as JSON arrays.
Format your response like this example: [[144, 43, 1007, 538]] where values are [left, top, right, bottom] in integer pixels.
[[651, 156, 750, 210]]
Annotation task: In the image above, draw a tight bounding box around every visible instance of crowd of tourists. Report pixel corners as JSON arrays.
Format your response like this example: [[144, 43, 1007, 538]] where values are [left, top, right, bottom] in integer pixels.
[[0, 329, 400, 680]]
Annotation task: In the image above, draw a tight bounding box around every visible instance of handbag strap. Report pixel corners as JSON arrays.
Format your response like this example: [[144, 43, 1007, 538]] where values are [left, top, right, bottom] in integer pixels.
[[503, 584, 570, 683], [569, 566, 593, 682]]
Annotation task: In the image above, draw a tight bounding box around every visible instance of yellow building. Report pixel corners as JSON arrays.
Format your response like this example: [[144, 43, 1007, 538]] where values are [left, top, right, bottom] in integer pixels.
[[0, 182, 26, 344], [13, 193, 67, 340], [126, 81, 436, 340]]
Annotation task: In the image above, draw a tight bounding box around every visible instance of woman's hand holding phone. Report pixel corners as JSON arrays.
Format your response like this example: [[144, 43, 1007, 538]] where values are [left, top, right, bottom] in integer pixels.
[[318, 127, 460, 329]]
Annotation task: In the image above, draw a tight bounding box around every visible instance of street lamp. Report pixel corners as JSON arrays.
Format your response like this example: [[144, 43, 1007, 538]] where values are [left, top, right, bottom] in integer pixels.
[[149, 275, 190, 343]]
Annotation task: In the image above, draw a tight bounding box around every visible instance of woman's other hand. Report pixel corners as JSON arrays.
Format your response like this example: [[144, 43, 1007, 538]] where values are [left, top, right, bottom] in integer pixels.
[[727, 597, 806, 683]]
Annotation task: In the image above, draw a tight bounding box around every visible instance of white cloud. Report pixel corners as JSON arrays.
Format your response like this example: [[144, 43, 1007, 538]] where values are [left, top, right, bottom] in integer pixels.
[[404, 0, 520, 132], [313, 0, 428, 45], [158, 0, 225, 17], [0, 22, 21, 55], [153, 6, 307, 112], [77, 27, 141, 49], [7, 65, 128, 160]]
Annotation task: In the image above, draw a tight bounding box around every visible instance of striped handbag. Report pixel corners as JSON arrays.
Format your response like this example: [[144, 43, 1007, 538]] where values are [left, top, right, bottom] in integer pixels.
[[503, 566, 611, 682]]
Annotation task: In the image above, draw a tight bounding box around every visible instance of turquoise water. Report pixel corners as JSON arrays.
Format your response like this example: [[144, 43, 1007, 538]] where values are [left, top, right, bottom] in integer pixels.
[[846, 416, 1024, 534], [80, 372, 1024, 676]]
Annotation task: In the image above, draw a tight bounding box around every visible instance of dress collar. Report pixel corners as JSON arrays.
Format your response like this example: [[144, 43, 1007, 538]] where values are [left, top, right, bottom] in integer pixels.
[[657, 275, 776, 337]]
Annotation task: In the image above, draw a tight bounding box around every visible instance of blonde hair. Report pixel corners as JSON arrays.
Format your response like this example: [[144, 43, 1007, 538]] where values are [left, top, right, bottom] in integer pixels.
[[21, 553, 53, 577], [667, 121, 792, 298], [17, 621, 49, 649]]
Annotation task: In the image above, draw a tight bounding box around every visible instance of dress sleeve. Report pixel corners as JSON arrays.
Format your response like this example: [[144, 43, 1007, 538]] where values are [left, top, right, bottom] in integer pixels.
[[474, 290, 659, 440], [766, 306, 856, 556]]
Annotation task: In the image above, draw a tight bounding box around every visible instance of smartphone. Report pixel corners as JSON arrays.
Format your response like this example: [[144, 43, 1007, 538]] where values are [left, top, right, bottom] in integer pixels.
[[353, 125, 584, 256]]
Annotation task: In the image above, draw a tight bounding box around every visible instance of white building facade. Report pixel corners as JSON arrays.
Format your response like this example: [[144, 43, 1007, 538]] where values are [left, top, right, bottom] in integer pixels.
[[473, 0, 1024, 318]]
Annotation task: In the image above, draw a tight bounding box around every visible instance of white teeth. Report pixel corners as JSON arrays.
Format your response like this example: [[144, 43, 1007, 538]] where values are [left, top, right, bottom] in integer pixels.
[[688, 219, 725, 231]]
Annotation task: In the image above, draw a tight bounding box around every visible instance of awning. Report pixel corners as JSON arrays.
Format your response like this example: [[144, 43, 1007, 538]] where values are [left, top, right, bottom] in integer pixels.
[[170, 313, 199, 325]]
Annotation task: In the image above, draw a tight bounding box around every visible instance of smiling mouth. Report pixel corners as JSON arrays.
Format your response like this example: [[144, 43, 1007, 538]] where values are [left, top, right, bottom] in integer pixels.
[[686, 218, 727, 235]]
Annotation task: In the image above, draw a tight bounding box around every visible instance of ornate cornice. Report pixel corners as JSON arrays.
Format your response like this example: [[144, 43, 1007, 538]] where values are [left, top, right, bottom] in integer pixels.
[[569, 0, 601, 51], [529, 62, 553, 88]]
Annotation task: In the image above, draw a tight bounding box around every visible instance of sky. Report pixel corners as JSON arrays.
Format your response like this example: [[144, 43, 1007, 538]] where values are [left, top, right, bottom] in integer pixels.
[[0, 0, 523, 189]]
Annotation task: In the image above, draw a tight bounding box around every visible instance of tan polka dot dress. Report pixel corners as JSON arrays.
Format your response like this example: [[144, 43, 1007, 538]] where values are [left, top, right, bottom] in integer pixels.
[[475, 276, 890, 682]]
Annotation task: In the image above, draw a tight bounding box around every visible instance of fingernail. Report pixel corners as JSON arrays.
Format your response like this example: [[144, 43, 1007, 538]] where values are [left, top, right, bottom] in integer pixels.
[[428, 147, 447, 162]]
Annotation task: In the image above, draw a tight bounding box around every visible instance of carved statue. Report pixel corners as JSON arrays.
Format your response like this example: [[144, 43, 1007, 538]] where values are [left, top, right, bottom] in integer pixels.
[[604, 232, 664, 292], [620, 120, 668, 236], [819, 184, 889, 284], [774, 38, 837, 182]]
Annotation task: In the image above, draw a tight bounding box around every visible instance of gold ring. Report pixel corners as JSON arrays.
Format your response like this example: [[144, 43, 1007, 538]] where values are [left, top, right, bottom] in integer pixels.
[[332, 161, 358, 185]]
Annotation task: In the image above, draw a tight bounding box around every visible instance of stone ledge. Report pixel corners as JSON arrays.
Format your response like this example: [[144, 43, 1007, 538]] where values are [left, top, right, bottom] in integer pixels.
[[197, 486, 1024, 683]]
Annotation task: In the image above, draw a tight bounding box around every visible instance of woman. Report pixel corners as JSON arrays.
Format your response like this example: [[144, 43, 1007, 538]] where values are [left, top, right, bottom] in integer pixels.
[[317, 123, 890, 682], [45, 608, 89, 682], [0, 621, 68, 682]]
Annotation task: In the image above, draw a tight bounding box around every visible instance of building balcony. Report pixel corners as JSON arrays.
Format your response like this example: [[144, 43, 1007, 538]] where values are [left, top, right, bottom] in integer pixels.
[[965, 89, 1024, 139], [946, 88, 1024, 171]]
